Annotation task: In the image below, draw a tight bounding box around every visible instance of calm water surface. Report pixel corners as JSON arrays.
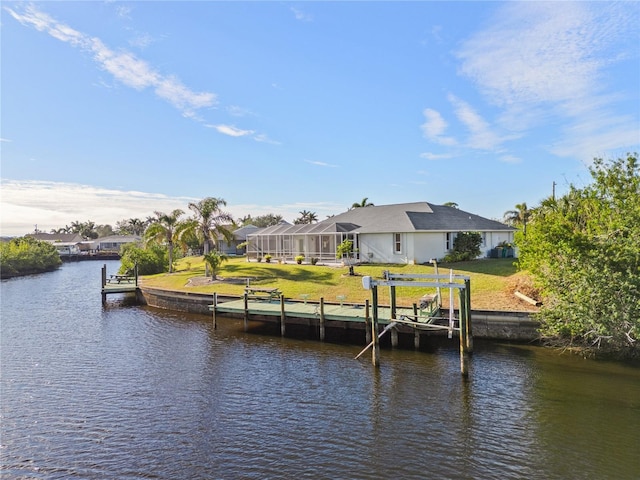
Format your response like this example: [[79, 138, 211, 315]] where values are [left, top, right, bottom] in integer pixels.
[[1, 261, 639, 479]]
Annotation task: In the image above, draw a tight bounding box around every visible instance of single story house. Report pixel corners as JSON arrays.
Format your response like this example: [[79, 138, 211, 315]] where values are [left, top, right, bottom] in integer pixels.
[[27, 233, 84, 256], [246, 202, 515, 264], [217, 224, 261, 256], [92, 235, 141, 253]]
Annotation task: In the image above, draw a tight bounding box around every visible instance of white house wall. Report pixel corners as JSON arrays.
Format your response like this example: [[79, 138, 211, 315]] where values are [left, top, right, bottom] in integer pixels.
[[412, 233, 448, 263], [360, 230, 515, 264]]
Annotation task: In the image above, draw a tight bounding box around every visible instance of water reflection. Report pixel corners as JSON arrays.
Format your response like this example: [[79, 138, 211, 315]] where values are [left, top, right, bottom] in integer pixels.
[[1, 261, 639, 479]]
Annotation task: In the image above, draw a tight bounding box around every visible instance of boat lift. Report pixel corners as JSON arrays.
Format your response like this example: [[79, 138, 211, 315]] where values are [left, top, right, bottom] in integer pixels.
[[360, 270, 473, 376]]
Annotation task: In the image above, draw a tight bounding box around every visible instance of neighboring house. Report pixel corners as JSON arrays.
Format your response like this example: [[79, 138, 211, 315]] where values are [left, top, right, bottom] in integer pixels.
[[246, 202, 515, 264], [217, 224, 261, 255], [27, 233, 84, 256], [92, 235, 141, 253]]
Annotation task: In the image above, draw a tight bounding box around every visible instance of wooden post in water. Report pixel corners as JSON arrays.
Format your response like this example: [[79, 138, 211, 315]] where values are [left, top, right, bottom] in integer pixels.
[[279, 295, 286, 336], [319, 297, 325, 341], [390, 325, 398, 348], [371, 286, 380, 367], [390, 285, 396, 321], [389, 285, 398, 348], [413, 303, 420, 349], [458, 287, 469, 377], [212, 293, 217, 330], [465, 278, 473, 353], [243, 292, 249, 332], [365, 300, 371, 344], [101, 264, 107, 305], [134, 263, 139, 287]]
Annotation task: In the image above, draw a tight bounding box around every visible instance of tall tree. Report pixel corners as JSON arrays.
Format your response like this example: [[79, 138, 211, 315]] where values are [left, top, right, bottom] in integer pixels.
[[238, 214, 284, 227], [503, 202, 530, 235], [443, 202, 459, 209], [95, 224, 115, 238], [145, 209, 185, 273], [294, 210, 318, 224], [69, 220, 98, 239], [115, 218, 148, 236], [351, 197, 374, 209], [517, 154, 640, 358], [186, 197, 234, 276]]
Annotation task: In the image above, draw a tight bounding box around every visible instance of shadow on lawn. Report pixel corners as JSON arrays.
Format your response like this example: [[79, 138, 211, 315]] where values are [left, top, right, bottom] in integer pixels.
[[222, 264, 335, 284], [438, 258, 519, 277]]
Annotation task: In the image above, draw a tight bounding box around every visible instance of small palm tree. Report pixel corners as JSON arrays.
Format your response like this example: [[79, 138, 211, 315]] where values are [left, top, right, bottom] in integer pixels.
[[503, 203, 530, 235], [294, 210, 318, 224], [145, 209, 185, 273], [185, 197, 234, 276], [351, 197, 374, 209], [203, 251, 228, 279]]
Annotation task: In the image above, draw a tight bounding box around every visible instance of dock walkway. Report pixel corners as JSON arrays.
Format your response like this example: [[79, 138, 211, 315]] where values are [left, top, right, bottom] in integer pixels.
[[210, 296, 446, 331]]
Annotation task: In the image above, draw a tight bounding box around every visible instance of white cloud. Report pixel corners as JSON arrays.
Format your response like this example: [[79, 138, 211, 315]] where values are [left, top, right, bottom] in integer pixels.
[[305, 160, 337, 168], [498, 155, 522, 164], [227, 105, 254, 117], [457, 2, 602, 107], [209, 124, 254, 137], [0, 180, 199, 237], [455, 2, 640, 159], [291, 7, 313, 22], [5, 4, 216, 118], [420, 109, 456, 146], [448, 94, 506, 151], [420, 152, 451, 161], [0, 179, 348, 236], [253, 134, 281, 145]]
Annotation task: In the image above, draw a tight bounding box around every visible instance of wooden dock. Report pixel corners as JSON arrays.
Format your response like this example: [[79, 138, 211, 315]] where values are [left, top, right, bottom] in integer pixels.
[[209, 292, 451, 354], [101, 264, 139, 304]]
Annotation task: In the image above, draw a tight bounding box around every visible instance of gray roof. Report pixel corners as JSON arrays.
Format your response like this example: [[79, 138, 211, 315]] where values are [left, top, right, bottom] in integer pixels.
[[27, 233, 84, 243], [249, 202, 513, 237], [232, 224, 261, 240]]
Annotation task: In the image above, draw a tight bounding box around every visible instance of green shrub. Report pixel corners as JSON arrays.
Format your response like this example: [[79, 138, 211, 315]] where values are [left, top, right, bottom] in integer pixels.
[[264, 254, 272, 263], [0, 236, 62, 277], [119, 243, 167, 275], [295, 255, 304, 264], [444, 232, 482, 262]]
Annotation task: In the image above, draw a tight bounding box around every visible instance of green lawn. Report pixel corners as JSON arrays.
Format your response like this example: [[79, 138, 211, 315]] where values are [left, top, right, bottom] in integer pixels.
[[142, 256, 534, 311]]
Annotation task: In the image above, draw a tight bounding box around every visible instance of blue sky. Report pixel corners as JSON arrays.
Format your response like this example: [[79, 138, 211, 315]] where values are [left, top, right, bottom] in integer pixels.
[[2, 1, 639, 236]]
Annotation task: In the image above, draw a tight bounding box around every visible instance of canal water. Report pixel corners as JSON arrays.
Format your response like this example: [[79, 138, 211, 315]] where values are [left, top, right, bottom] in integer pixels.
[[1, 261, 639, 479]]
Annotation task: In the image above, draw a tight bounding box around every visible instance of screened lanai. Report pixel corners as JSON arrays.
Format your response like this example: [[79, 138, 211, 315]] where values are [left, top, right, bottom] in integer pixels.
[[246, 221, 359, 263]]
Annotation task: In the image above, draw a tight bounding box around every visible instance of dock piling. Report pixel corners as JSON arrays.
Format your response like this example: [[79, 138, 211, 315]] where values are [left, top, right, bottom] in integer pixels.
[[280, 295, 286, 336], [319, 298, 325, 341], [243, 292, 249, 332], [371, 285, 380, 367], [212, 293, 217, 329]]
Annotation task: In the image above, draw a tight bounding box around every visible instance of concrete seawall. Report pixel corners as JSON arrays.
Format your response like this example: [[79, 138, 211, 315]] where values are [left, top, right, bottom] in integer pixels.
[[139, 286, 540, 342]]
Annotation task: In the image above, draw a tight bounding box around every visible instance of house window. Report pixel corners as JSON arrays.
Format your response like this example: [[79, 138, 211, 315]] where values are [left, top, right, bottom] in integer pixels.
[[393, 233, 402, 254], [446, 232, 457, 251]]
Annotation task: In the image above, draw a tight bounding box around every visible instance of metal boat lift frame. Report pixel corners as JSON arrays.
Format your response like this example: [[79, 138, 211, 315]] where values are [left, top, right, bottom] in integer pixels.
[[361, 271, 473, 376]]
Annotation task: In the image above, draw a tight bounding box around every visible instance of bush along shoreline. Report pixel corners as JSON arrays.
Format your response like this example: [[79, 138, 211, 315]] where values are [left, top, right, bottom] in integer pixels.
[[0, 237, 62, 279]]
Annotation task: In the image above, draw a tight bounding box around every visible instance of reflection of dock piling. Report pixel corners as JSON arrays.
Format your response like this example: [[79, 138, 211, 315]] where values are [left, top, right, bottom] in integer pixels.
[[101, 264, 139, 305]]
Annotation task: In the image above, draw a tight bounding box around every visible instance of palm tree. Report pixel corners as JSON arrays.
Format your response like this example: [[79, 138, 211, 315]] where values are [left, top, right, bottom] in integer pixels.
[[186, 197, 234, 276], [294, 210, 318, 224], [127, 218, 147, 236], [351, 197, 374, 209], [145, 209, 185, 273], [503, 202, 530, 235], [443, 202, 459, 209]]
